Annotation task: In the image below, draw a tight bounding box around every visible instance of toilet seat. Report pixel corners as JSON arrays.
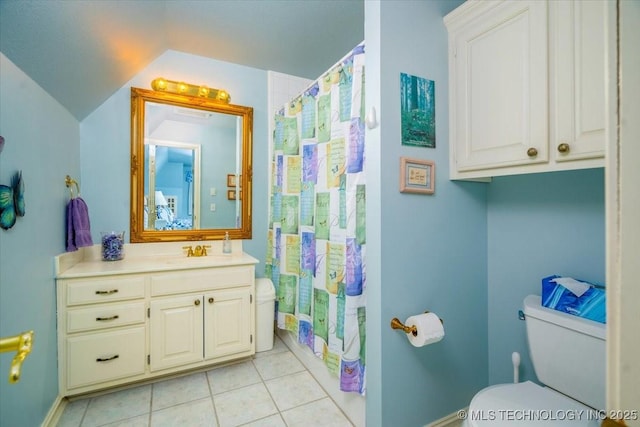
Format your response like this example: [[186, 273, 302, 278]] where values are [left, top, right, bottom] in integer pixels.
[[464, 381, 601, 426]]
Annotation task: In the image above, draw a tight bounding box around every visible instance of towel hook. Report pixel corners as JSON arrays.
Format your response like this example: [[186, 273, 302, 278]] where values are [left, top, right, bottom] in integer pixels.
[[65, 175, 80, 198]]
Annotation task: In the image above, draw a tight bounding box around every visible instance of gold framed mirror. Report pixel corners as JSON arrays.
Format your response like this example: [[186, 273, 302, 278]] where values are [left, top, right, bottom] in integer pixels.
[[130, 87, 253, 242]]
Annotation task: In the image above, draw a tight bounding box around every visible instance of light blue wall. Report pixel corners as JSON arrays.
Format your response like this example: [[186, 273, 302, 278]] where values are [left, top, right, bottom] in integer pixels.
[[80, 50, 269, 274], [487, 169, 605, 385], [0, 53, 79, 426], [367, 1, 488, 425]]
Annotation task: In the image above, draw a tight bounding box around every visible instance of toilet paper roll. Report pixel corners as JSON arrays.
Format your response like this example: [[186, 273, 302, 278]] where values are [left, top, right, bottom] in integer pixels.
[[405, 312, 445, 347]]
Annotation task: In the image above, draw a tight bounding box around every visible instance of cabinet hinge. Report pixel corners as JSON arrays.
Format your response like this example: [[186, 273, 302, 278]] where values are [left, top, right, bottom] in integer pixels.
[[250, 334, 253, 344], [250, 294, 253, 304], [147, 307, 150, 318], [147, 354, 150, 365]]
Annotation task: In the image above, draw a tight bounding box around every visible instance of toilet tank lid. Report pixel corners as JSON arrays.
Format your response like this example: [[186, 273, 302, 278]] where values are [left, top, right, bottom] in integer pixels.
[[523, 295, 605, 340]]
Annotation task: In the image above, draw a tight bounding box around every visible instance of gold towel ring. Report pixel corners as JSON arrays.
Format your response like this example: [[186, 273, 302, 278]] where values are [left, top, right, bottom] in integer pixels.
[[65, 175, 80, 198]]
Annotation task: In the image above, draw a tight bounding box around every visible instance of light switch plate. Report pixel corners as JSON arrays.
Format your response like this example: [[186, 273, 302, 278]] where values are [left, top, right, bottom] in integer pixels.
[[210, 203, 216, 212], [210, 187, 216, 196]]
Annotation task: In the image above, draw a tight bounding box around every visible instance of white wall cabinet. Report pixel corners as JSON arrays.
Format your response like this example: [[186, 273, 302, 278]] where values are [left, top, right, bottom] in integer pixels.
[[445, 0, 606, 180], [56, 250, 257, 397], [550, 0, 606, 164]]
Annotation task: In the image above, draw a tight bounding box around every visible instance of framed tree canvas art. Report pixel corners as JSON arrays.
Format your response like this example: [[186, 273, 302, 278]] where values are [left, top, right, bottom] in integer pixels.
[[400, 73, 436, 148]]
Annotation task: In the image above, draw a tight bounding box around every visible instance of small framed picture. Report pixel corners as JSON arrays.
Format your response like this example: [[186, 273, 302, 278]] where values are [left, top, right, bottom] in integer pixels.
[[227, 174, 237, 187], [227, 190, 242, 201], [399, 157, 435, 194]]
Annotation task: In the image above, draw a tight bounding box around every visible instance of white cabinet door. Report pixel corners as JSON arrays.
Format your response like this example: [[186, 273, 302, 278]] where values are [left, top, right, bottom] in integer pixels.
[[448, 0, 548, 173], [550, 0, 606, 162], [150, 295, 203, 371], [204, 288, 252, 360]]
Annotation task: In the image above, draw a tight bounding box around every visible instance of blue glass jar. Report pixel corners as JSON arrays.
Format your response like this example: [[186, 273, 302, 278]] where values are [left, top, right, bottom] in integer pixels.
[[101, 231, 125, 261]]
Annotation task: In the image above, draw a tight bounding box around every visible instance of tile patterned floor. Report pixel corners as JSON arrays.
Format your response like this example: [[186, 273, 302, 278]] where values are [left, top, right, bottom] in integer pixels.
[[56, 336, 354, 427]]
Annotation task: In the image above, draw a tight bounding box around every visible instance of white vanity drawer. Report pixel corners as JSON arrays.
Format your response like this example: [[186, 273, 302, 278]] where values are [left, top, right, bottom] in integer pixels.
[[66, 326, 146, 389], [150, 266, 254, 296], [65, 276, 145, 306], [66, 302, 146, 333]]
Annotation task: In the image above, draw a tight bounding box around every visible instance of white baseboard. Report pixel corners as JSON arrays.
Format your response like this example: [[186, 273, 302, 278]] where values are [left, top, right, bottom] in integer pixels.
[[41, 395, 66, 427], [425, 408, 467, 427]]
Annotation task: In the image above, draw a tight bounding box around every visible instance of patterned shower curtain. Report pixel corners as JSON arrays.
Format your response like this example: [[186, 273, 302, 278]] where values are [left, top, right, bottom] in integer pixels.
[[265, 43, 366, 394]]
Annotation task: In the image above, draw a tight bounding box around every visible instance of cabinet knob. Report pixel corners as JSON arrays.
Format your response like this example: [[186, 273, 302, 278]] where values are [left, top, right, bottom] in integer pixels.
[[527, 147, 538, 157], [208, 297, 214, 304], [194, 299, 201, 306], [557, 143, 570, 153]]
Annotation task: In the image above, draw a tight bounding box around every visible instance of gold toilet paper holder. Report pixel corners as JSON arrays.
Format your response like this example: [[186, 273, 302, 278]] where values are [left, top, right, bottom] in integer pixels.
[[390, 311, 444, 337]]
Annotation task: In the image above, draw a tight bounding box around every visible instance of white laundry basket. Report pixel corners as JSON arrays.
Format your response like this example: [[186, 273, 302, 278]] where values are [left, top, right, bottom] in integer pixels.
[[255, 278, 276, 352]]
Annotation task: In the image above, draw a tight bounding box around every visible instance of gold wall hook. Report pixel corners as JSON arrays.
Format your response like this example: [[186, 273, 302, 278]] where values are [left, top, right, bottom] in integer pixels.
[[65, 175, 80, 198], [0, 330, 34, 383]]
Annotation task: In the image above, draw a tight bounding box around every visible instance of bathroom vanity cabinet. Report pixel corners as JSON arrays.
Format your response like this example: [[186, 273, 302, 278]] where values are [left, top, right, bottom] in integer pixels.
[[445, 0, 608, 180], [55, 244, 258, 397]]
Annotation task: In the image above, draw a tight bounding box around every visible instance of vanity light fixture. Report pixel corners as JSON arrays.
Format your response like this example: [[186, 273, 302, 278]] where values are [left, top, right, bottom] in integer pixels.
[[150, 77, 231, 103]]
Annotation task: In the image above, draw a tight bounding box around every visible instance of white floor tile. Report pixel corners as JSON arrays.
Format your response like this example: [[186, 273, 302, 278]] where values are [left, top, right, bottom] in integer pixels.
[[240, 413, 286, 427], [206, 360, 262, 395], [265, 371, 327, 411], [152, 372, 210, 411], [281, 397, 354, 427], [81, 385, 151, 427], [56, 398, 89, 427], [253, 336, 288, 358], [213, 383, 278, 427], [101, 414, 149, 427], [150, 397, 217, 427], [252, 351, 305, 381]]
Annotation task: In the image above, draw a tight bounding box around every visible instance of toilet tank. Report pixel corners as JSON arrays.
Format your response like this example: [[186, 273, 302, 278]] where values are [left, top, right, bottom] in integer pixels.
[[523, 294, 605, 410]]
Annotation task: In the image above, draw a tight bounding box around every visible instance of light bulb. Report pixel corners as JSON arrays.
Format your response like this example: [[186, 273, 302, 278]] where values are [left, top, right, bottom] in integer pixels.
[[177, 82, 188, 93], [198, 86, 210, 97], [151, 77, 168, 91]]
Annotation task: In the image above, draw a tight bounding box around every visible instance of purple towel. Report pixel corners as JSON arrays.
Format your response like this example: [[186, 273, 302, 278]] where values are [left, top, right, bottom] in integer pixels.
[[66, 197, 93, 252]]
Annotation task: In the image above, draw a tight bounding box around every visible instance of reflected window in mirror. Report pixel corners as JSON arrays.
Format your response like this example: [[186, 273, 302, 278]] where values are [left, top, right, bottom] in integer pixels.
[[130, 87, 253, 243]]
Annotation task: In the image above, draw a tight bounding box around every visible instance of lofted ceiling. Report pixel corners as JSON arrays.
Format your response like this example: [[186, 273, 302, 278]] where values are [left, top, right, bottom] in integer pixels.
[[0, 0, 364, 121]]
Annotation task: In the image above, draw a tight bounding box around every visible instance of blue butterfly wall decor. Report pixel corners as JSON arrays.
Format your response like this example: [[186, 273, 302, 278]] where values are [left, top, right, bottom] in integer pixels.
[[0, 170, 26, 230]]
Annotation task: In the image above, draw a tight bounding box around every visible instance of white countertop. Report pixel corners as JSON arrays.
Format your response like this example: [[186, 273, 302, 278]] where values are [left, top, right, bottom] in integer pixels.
[[55, 241, 259, 279]]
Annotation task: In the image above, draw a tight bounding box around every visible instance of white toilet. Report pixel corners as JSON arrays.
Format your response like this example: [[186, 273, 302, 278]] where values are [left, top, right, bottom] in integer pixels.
[[463, 295, 606, 427]]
